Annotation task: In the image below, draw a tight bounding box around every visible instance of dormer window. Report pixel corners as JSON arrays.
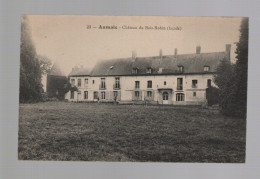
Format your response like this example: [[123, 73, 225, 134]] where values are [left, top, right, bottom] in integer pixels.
[[177, 66, 184, 73], [146, 67, 152, 74], [158, 68, 163, 74], [132, 68, 139, 74], [204, 66, 210, 72]]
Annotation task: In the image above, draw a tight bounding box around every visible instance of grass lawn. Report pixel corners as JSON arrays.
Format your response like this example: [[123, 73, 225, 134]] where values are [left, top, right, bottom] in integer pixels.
[[18, 102, 246, 162]]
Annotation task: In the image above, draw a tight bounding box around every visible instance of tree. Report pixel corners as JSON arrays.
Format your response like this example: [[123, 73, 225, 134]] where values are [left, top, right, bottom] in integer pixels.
[[214, 59, 236, 116], [233, 17, 249, 118], [20, 15, 42, 102], [214, 18, 248, 118]]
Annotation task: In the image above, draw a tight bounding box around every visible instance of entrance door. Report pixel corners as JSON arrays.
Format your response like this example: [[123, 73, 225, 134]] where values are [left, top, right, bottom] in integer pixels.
[[93, 91, 98, 101], [162, 92, 169, 104], [77, 91, 81, 102]]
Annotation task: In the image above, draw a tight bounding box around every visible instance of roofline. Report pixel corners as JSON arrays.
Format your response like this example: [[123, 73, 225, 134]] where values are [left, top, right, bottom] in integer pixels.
[[96, 51, 226, 62], [67, 49, 228, 78], [69, 75, 90, 77], [69, 72, 216, 78], [47, 74, 67, 78]]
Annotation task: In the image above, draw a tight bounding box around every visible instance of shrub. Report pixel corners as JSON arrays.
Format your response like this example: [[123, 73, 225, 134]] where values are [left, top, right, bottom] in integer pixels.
[[206, 86, 220, 106]]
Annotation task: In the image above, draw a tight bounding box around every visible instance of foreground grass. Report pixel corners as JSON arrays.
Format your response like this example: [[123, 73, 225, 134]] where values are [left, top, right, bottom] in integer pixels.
[[18, 102, 246, 162]]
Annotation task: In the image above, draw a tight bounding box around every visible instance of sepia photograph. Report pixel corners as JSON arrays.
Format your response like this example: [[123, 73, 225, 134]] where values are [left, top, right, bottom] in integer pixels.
[[18, 15, 248, 162]]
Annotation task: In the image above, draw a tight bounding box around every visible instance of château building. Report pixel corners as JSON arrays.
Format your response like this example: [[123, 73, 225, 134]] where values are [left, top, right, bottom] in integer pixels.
[[65, 44, 231, 105]]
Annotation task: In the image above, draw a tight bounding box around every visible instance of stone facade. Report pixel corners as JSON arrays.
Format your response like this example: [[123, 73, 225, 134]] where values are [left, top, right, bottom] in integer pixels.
[[65, 45, 230, 105], [65, 73, 215, 105]]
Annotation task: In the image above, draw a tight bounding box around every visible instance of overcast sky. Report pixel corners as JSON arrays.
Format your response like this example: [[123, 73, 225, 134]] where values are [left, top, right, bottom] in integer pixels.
[[27, 15, 242, 76]]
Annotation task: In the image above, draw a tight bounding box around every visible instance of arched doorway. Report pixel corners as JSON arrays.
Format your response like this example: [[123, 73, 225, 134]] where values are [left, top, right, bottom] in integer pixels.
[[163, 92, 169, 104]]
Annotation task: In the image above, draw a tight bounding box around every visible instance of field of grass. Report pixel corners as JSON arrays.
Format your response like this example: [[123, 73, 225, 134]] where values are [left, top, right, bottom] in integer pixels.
[[18, 102, 246, 162]]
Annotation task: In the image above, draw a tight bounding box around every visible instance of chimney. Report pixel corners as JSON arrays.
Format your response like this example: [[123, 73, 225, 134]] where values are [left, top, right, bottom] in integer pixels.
[[196, 46, 201, 54], [174, 48, 178, 57], [159, 49, 163, 59], [132, 50, 137, 60], [74, 66, 79, 71], [225, 44, 231, 61]]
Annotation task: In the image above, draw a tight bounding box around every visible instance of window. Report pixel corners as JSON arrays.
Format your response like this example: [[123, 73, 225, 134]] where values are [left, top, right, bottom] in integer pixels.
[[92, 80, 95, 84], [177, 78, 183, 90], [101, 92, 106, 99], [192, 80, 198, 88], [147, 91, 152, 98], [193, 92, 196, 97], [115, 77, 120, 89], [70, 91, 74, 99], [178, 66, 184, 73], [101, 78, 106, 89], [146, 68, 152, 74], [135, 81, 140, 88], [71, 79, 75, 86], [147, 81, 152, 88], [135, 91, 140, 97], [78, 79, 81, 87], [94, 91, 98, 99], [204, 66, 210, 72], [207, 79, 212, 88], [164, 81, 166, 85], [84, 91, 88, 99], [176, 93, 185, 101], [132, 68, 139, 74], [85, 78, 88, 86]]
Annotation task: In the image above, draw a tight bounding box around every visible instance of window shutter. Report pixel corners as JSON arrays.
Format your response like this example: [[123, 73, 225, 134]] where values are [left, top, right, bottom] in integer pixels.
[[118, 91, 121, 101], [105, 92, 109, 100], [109, 91, 112, 100]]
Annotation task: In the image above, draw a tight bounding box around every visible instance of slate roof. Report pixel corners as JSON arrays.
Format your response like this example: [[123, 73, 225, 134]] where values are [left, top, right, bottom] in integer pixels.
[[49, 63, 65, 76], [90, 58, 133, 76], [69, 67, 90, 76], [68, 51, 228, 77], [89, 51, 227, 76]]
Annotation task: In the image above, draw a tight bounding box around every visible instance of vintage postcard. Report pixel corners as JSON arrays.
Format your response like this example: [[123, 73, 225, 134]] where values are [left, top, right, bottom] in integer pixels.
[[19, 15, 248, 162]]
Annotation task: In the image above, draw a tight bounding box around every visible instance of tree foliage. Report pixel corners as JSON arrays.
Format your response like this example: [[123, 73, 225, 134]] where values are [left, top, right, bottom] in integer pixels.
[[20, 16, 43, 102], [63, 81, 78, 93], [214, 18, 248, 119], [233, 17, 248, 118], [38, 55, 52, 75], [57, 81, 78, 100], [206, 86, 220, 106], [214, 59, 236, 115]]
